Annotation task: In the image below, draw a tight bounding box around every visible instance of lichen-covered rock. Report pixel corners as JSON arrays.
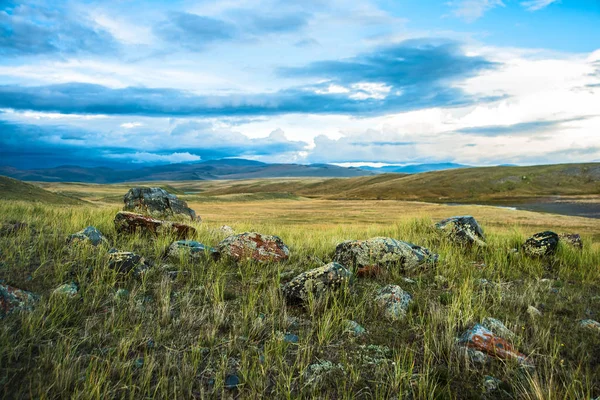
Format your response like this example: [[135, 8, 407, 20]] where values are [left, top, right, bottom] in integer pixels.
[[459, 324, 529, 365], [67, 226, 107, 246], [436, 216, 486, 246], [53, 282, 79, 298], [114, 211, 196, 239], [345, 320, 367, 336], [282, 262, 352, 304], [559, 233, 583, 250], [123, 187, 199, 221], [217, 232, 290, 263], [167, 240, 218, 259], [0, 284, 38, 318], [523, 231, 559, 257], [107, 250, 149, 274], [333, 237, 438, 276], [374, 284, 412, 321], [580, 319, 600, 333]]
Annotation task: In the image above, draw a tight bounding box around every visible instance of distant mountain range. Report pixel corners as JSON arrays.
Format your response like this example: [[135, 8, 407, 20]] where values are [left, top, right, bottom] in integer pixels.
[[359, 163, 468, 174], [0, 159, 471, 183]]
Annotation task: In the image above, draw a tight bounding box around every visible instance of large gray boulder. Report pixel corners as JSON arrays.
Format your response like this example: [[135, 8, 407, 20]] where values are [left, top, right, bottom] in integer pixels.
[[333, 237, 437, 276], [123, 187, 198, 221], [523, 231, 559, 257], [436, 216, 486, 246]]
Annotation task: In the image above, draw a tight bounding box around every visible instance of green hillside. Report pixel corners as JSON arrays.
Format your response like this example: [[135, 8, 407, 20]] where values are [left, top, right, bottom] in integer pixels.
[[189, 163, 600, 203], [0, 176, 83, 205]]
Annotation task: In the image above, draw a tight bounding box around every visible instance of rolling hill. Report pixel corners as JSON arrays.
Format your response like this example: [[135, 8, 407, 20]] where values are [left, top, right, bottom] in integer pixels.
[[0, 176, 83, 204], [186, 163, 600, 203]]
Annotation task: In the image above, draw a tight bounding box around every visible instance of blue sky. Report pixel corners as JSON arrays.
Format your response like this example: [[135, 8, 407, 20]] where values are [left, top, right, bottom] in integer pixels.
[[1, 0, 599, 168]]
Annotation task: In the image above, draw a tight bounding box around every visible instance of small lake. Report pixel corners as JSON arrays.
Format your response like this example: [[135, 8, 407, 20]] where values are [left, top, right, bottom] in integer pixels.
[[446, 200, 600, 219]]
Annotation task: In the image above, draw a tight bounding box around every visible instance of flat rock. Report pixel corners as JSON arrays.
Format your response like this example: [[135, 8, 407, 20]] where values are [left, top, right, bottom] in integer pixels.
[[459, 324, 529, 365], [436, 216, 486, 246], [0, 284, 38, 318], [167, 240, 217, 259], [114, 211, 196, 239], [374, 284, 412, 321], [67, 226, 107, 246], [282, 262, 351, 304], [523, 231, 559, 257], [333, 237, 438, 276], [107, 250, 149, 274], [216, 232, 289, 263], [53, 282, 79, 298], [123, 187, 199, 221]]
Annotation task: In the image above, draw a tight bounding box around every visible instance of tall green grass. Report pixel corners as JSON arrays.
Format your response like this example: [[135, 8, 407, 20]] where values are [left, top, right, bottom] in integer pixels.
[[0, 200, 599, 399]]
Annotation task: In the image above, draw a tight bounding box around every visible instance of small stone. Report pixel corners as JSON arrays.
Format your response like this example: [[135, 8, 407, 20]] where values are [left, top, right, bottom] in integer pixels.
[[559, 233, 583, 250], [107, 250, 149, 274], [224, 374, 240, 389], [0, 284, 38, 318], [219, 225, 235, 235], [459, 324, 529, 365], [436, 216, 486, 246], [67, 226, 107, 247], [483, 376, 502, 392], [134, 357, 144, 369], [282, 262, 352, 304], [115, 288, 130, 301], [374, 284, 412, 321], [527, 306, 542, 318], [283, 333, 299, 343], [53, 282, 79, 298], [345, 320, 367, 336], [167, 240, 218, 260], [579, 319, 600, 333]]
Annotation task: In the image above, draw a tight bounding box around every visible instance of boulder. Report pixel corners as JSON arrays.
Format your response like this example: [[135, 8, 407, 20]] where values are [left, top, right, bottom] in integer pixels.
[[114, 211, 196, 239], [216, 232, 290, 263], [0, 284, 38, 318], [167, 240, 218, 259], [282, 262, 352, 304], [123, 187, 199, 221], [67, 226, 107, 246], [436, 216, 486, 246], [523, 231, 559, 257], [374, 284, 412, 321], [107, 250, 149, 274], [459, 324, 529, 364], [333, 237, 437, 276], [559, 233, 583, 250]]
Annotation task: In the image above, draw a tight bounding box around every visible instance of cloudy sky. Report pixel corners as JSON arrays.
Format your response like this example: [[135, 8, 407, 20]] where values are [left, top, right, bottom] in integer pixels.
[[1, 0, 599, 169]]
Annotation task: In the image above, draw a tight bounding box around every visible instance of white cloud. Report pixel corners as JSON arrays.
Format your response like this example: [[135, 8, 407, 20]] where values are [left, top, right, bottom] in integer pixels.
[[448, 0, 505, 22], [520, 0, 559, 11], [120, 122, 143, 129]]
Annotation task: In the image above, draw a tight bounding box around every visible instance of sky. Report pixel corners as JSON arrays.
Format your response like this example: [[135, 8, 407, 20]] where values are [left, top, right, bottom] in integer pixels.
[[1, 0, 599, 169]]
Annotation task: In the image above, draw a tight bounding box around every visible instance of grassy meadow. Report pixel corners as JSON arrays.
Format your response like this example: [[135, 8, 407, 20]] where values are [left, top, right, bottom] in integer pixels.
[[1, 181, 600, 399]]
